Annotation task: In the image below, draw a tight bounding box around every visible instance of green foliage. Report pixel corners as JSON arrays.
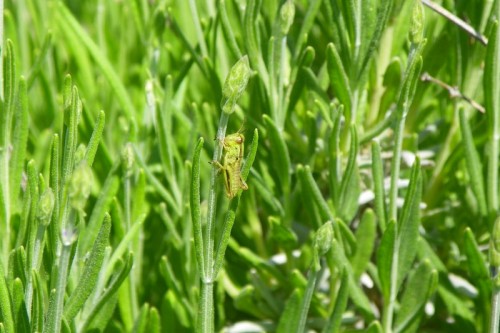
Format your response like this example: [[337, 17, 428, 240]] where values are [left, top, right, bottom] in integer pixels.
[[2, 0, 500, 332]]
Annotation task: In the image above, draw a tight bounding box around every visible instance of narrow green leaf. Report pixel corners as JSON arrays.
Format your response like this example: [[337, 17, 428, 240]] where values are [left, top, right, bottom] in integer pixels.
[[85, 110, 105, 167], [326, 43, 352, 111], [2, 40, 16, 144], [286, 46, 315, 113], [191, 137, 204, 278], [417, 237, 447, 273], [43, 289, 57, 333], [243, 0, 269, 92], [397, 158, 422, 288], [323, 269, 349, 333], [331, 239, 374, 319], [241, 128, 259, 180], [352, 209, 376, 278], [371, 141, 387, 231], [358, 0, 377, 65], [357, 0, 394, 82], [263, 115, 291, 194], [378, 220, 396, 300], [218, 0, 242, 59], [12, 278, 29, 333], [365, 321, 383, 333], [213, 209, 235, 278], [12, 247, 27, 289], [47, 134, 60, 260], [484, 21, 500, 215], [61, 86, 80, 191], [147, 306, 161, 333], [162, 290, 191, 331], [463, 228, 490, 292], [157, 204, 182, 248], [293, 0, 322, 60], [328, 105, 343, 203], [31, 270, 44, 333], [106, 219, 143, 279], [156, 76, 175, 176], [338, 125, 360, 221], [296, 269, 319, 333], [276, 289, 302, 333], [394, 261, 438, 333], [341, 0, 356, 45], [159, 257, 192, 315], [64, 214, 111, 321], [297, 165, 334, 223], [132, 303, 149, 333], [134, 146, 181, 215], [458, 108, 487, 217], [9, 77, 28, 210], [132, 170, 147, 224], [79, 171, 119, 257], [80, 253, 134, 332], [269, 217, 297, 250]]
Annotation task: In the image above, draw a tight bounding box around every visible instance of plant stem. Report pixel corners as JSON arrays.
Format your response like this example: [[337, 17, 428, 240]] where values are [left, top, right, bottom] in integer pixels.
[[0, 0, 3, 99], [204, 112, 229, 280], [124, 166, 138, 320], [198, 111, 229, 333], [296, 268, 318, 333], [197, 281, 214, 333], [382, 237, 400, 333], [51, 240, 72, 333], [490, 283, 500, 333], [388, 115, 405, 221]]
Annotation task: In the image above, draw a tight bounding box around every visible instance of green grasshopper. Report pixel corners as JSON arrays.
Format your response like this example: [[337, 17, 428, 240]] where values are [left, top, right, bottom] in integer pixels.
[[212, 132, 248, 199]]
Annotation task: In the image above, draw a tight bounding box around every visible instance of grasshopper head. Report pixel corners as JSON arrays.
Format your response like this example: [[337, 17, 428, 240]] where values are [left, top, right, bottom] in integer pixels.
[[225, 133, 244, 146]]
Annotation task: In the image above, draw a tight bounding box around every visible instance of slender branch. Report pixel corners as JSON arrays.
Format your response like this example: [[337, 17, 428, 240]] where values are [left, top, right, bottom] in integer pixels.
[[421, 72, 485, 113], [491, 282, 500, 333], [421, 0, 488, 45]]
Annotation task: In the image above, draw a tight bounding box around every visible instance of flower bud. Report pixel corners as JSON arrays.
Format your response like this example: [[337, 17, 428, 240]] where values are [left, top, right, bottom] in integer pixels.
[[75, 143, 86, 165], [122, 143, 134, 176], [69, 162, 92, 211], [221, 55, 251, 114], [280, 0, 295, 35], [315, 221, 334, 256], [37, 188, 55, 226], [410, 1, 424, 44]]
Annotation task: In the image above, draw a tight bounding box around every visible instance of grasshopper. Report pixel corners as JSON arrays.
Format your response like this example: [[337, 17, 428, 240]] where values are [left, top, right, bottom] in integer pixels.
[[212, 132, 248, 199]]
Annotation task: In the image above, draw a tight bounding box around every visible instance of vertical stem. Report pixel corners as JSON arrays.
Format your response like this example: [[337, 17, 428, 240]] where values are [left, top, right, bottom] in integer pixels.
[[296, 268, 318, 333], [0, 0, 4, 100], [488, 128, 499, 215], [44, 208, 77, 333], [50, 241, 72, 333], [197, 281, 214, 333], [382, 237, 400, 333], [198, 112, 229, 333], [490, 284, 500, 333], [388, 116, 405, 221], [124, 168, 138, 320], [204, 113, 229, 281]]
